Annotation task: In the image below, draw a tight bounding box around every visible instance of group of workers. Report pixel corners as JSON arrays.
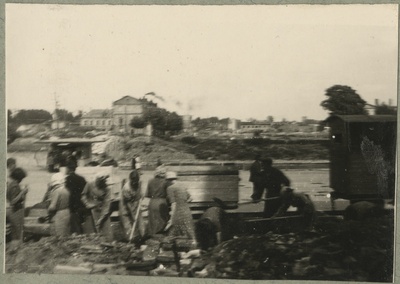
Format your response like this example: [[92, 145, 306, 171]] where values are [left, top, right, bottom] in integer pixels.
[[6, 153, 315, 249], [123, 159, 197, 245], [6, 156, 113, 241], [249, 154, 316, 225], [6, 156, 198, 246]]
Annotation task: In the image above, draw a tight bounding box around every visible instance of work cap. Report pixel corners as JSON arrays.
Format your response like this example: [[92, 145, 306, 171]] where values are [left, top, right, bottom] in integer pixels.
[[165, 171, 178, 180], [51, 172, 65, 187]]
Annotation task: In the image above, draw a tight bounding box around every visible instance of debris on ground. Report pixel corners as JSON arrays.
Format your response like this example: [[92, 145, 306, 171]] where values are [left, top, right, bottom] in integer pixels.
[[5, 214, 393, 281]]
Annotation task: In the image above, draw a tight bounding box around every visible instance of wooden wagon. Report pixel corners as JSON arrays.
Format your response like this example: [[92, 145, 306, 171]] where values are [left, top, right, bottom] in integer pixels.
[[35, 138, 107, 172]]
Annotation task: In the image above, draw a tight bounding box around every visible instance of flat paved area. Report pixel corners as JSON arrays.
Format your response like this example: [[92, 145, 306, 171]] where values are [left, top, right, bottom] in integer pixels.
[[18, 164, 349, 212]]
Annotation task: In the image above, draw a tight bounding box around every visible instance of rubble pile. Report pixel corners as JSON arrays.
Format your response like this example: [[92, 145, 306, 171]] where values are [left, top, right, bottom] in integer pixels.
[[5, 215, 393, 281], [198, 216, 394, 281], [5, 234, 197, 276], [104, 136, 195, 164]]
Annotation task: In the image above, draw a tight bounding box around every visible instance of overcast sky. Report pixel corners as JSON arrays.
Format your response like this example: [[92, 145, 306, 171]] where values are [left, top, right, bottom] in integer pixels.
[[6, 4, 399, 121]]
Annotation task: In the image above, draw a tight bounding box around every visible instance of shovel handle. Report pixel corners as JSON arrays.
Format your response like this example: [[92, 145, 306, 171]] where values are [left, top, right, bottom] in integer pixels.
[[129, 199, 142, 242], [238, 196, 281, 205]]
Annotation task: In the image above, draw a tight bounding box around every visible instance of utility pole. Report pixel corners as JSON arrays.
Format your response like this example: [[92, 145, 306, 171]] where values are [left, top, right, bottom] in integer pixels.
[[54, 93, 60, 129], [125, 105, 127, 134]]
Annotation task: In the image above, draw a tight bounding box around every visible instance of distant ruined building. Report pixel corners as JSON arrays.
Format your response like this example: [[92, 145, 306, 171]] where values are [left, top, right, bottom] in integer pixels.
[[80, 96, 144, 133]]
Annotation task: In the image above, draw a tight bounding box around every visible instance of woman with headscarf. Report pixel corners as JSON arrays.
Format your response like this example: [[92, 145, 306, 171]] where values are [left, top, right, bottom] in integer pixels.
[[7, 167, 28, 242], [165, 172, 196, 243], [48, 172, 71, 237], [145, 166, 169, 236]]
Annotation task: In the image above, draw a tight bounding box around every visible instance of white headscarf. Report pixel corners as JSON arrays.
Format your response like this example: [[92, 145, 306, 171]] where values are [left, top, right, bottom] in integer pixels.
[[51, 172, 65, 188]]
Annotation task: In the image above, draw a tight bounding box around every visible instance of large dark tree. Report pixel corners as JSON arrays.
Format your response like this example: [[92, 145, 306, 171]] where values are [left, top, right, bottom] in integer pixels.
[[131, 103, 183, 136], [130, 116, 147, 129], [13, 109, 52, 124], [321, 85, 368, 115], [165, 112, 183, 133]]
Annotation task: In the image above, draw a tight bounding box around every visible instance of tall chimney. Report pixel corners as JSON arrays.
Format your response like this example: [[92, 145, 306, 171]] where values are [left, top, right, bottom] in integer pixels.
[[375, 99, 380, 106], [389, 99, 393, 106]]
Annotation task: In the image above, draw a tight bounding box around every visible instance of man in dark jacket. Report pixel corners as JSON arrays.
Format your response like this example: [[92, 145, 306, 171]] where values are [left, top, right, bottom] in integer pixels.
[[262, 158, 291, 217], [249, 153, 264, 201], [65, 160, 87, 234]]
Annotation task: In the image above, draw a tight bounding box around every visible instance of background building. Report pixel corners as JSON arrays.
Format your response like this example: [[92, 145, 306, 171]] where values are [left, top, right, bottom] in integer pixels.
[[80, 109, 113, 130], [80, 96, 144, 132], [239, 121, 272, 133], [112, 96, 143, 133], [228, 118, 239, 131]]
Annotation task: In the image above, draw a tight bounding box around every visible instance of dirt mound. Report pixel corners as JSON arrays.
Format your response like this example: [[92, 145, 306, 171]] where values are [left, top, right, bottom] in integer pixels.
[[187, 139, 328, 160], [104, 136, 195, 164]]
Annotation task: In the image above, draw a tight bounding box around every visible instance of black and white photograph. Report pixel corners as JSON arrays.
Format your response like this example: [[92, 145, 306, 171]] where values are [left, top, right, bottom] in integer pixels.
[[4, 2, 398, 282]]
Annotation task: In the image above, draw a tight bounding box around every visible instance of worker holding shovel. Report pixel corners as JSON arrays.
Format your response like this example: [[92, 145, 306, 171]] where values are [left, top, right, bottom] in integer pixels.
[[81, 173, 112, 236], [120, 161, 144, 242], [262, 158, 291, 218]]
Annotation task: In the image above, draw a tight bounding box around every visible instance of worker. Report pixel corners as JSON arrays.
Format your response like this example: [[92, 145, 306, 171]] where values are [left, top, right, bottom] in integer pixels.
[[48, 172, 71, 237], [344, 200, 384, 221], [165, 171, 196, 244], [47, 147, 56, 172], [262, 158, 291, 217], [273, 187, 316, 228], [195, 207, 224, 251], [81, 173, 112, 235], [145, 167, 169, 236], [65, 159, 87, 234], [7, 157, 17, 178], [7, 167, 28, 243], [119, 161, 143, 241], [249, 153, 264, 201]]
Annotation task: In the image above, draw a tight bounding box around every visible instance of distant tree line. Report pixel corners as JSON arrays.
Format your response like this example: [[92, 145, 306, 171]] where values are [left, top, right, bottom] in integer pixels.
[[7, 108, 81, 144], [10, 109, 80, 124]]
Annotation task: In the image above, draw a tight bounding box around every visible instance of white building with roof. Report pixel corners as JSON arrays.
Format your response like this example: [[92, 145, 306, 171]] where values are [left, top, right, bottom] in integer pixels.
[[112, 96, 143, 132], [80, 96, 144, 132], [80, 109, 113, 130]]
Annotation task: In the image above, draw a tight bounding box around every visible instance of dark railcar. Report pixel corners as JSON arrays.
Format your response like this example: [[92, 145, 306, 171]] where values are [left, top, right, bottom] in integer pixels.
[[326, 115, 397, 202]]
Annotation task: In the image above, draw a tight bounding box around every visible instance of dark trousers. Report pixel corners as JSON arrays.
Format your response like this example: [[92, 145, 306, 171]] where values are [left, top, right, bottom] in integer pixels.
[[263, 187, 282, 218], [70, 212, 83, 234], [250, 182, 265, 200]]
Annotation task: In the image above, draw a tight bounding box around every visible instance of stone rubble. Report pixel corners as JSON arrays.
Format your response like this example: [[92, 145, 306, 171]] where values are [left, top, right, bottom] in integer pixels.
[[5, 214, 393, 281]]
